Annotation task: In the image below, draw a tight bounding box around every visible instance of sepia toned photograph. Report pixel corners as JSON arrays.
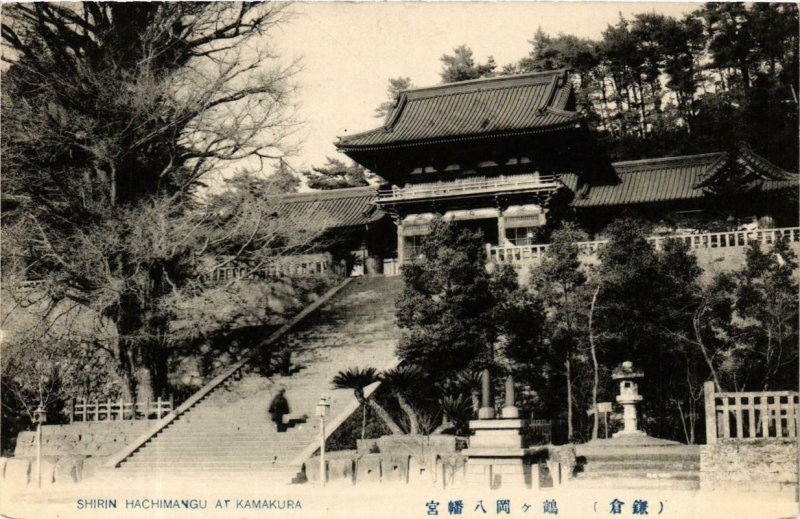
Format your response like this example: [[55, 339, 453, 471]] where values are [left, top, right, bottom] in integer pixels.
[[0, 2, 798, 518]]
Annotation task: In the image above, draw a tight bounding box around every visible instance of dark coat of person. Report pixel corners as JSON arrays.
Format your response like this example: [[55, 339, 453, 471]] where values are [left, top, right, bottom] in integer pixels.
[[268, 389, 290, 431]]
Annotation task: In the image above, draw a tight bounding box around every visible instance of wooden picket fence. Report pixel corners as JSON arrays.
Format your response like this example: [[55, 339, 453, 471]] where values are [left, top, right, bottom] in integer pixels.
[[69, 397, 174, 422], [704, 381, 799, 443]]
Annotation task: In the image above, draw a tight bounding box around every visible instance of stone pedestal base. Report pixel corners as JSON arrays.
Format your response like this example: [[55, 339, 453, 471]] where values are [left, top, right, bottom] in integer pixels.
[[463, 419, 532, 489], [612, 429, 647, 438], [463, 456, 532, 488]]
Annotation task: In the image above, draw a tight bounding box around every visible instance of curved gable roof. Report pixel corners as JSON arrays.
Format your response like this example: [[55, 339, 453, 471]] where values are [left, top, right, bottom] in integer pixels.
[[336, 70, 582, 151]]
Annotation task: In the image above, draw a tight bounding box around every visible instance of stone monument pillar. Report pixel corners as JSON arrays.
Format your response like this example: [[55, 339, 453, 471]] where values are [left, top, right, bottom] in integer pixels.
[[478, 369, 495, 419], [463, 373, 533, 488], [501, 376, 519, 419], [612, 361, 646, 437]]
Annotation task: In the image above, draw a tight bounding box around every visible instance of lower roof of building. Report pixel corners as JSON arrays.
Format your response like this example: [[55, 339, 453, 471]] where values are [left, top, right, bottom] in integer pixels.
[[562, 149, 798, 208], [274, 149, 796, 229], [275, 185, 384, 229]]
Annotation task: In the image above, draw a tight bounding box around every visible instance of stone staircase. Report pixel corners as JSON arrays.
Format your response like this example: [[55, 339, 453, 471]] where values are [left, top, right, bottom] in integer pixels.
[[112, 277, 403, 481], [571, 442, 701, 490]]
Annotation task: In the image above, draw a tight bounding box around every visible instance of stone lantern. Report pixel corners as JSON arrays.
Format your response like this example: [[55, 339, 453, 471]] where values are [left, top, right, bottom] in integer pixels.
[[612, 361, 645, 437]]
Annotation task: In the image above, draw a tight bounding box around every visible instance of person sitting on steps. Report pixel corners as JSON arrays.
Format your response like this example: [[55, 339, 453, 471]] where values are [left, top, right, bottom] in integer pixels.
[[269, 388, 290, 432]]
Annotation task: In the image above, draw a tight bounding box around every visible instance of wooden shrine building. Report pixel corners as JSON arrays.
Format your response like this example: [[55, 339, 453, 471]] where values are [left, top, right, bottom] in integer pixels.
[[232, 70, 797, 277], [329, 69, 798, 270]]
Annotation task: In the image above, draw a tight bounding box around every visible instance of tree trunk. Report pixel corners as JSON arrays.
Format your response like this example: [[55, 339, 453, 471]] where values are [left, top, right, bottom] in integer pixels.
[[361, 405, 367, 439], [693, 307, 722, 391], [113, 320, 140, 403], [396, 393, 420, 435], [432, 421, 454, 435], [589, 286, 600, 441], [565, 356, 573, 441], [739, 59, 751, 98]]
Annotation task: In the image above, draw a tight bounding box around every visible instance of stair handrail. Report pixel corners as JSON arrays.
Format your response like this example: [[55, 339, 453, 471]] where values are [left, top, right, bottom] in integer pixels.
[[289, 357, 401, 467], [104, 277, 355, 469]]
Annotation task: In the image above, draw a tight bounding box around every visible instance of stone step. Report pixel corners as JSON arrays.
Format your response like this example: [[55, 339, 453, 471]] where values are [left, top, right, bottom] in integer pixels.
[[579, 461, 700, 472], [139, 437, 312, 446], [119, 464, 301, 474], [124, 453, 305, 462], [120, 457, 303, 465], [576, 469, 699, 481], [576, 449, 700, 462], [568, 476, 699, 491], [116, 277, 401, 473], [114, 470, 300, 481], [137, 436, 311, 445], [128, 452, 306, 461], [113, 467, 301, 476], [147, 439, 311, 447]]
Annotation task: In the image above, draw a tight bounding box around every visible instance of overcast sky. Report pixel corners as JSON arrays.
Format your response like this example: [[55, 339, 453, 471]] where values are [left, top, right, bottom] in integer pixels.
[[269, 2, 697, 174]]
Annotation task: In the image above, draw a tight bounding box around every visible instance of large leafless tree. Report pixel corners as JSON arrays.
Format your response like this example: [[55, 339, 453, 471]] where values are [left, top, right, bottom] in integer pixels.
[[1, 3, 321, 402]]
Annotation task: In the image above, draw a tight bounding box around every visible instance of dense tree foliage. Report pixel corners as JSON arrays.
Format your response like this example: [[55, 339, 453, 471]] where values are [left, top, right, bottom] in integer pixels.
[[439, 45, 497, 83], [438, 4, 798, 170], [528, 224, 593, 440], [393, 215, 798, 444], [396, 219, 501, 378], [375, 77, 414, 118], [302, 157, 377, 190], [268, 159, 302, 194]]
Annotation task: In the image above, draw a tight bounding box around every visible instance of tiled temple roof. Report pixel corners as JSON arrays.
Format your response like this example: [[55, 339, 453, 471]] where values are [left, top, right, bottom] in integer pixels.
[[336, 70, 581, 151], [562, 149, 798, 208], [276, 186, 384, 229]]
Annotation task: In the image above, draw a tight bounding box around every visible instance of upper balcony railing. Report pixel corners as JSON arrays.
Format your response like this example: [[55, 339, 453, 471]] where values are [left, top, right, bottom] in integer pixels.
[[377, 173, 559, 203], [488, 227, 800, 265]]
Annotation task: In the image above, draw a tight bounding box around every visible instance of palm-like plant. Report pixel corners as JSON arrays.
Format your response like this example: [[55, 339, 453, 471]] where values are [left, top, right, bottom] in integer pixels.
[[434, 393, 474, 435], [380, 365, 424, 435], [452, 369, 483, 414], [332, 367, 403, 434]]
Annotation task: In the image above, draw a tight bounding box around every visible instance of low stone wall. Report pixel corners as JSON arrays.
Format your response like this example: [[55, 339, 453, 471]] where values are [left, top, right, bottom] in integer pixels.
[[700, 439, 798, 494], [15, 421, 153, 458], [4, 421, 156, 488], [305, 435, 554, 488], [304, 450, 470, 488], [305, 435, 466, 487]]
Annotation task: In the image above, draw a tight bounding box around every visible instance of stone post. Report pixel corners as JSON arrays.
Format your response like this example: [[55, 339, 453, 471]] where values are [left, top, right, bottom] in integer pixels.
[[704, 381, 717, 445], [396, 224, 405, 267], [478, 369, 495, 419], [497, 214, 506, 246]]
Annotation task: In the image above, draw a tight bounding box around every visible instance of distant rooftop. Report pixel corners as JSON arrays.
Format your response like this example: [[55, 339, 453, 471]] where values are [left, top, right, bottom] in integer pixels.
[[336, 69, 581, 151], [562, 149, 798, 208], [275, 186, 384, 229]]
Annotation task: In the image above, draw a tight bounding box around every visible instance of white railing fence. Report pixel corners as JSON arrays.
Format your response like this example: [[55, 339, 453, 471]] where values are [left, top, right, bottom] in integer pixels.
[[70, 397, 174, 422], [488, 227, 800, 265], [704, 381, 799, 444], [208, 253, 339, 283]]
